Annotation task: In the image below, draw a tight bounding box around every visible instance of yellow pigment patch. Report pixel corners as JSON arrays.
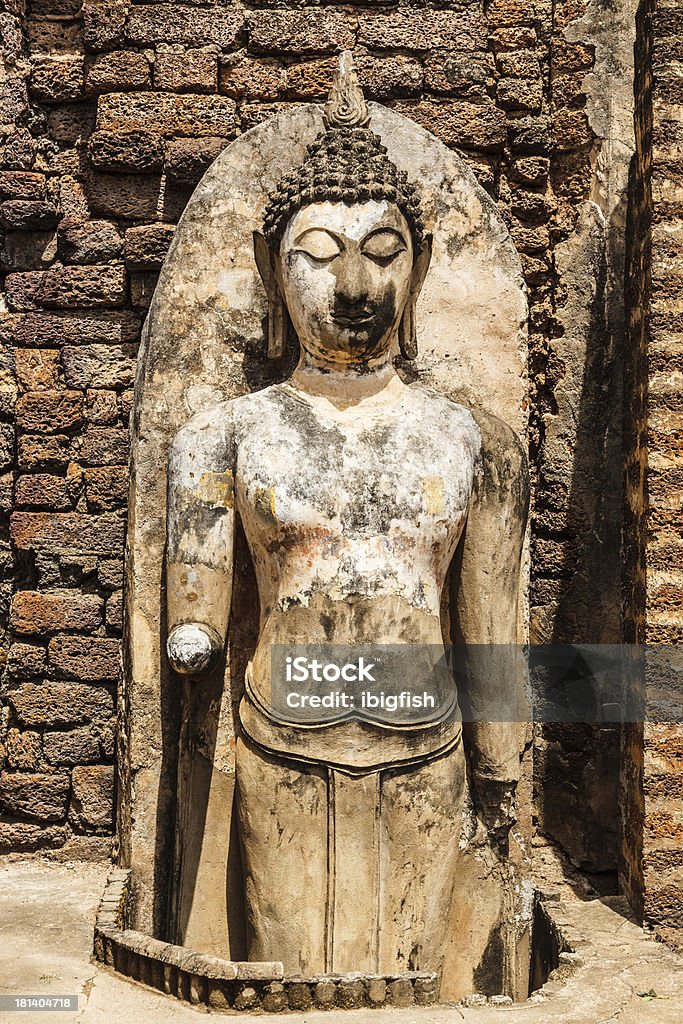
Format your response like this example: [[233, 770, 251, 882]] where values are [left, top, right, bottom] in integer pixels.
[[196, 470, 234, 508], [254, 486, 277, 524], [422, 476, 445, 515]]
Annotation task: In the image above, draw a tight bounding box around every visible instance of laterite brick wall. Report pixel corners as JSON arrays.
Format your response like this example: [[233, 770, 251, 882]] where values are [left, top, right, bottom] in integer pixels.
[[0, 0, 631, 874]]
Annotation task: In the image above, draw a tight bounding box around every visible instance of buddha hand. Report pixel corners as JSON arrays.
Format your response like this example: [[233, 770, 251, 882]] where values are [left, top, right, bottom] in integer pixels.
[[167, 623, 221, 677]]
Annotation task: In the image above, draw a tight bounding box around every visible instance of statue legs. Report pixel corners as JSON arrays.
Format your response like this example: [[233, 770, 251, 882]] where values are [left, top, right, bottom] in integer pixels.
[[235, 733, 465, 976]]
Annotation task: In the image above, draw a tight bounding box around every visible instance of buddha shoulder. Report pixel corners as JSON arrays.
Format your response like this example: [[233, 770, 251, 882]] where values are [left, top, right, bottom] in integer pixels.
[[409, 385, 483, 459]]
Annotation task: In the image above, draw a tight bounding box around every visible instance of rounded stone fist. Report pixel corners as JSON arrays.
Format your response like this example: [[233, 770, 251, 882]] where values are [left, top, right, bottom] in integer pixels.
[[167, 623, 218, 677]]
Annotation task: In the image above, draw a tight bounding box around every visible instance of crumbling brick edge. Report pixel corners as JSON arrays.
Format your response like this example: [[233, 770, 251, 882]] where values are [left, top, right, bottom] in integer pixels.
[[92, 869, 439, 1012], [92, 871, 581, 1013]]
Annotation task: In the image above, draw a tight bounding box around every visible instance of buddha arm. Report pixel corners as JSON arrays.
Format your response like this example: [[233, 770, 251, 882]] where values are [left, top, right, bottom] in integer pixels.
[[450, 413, 529, 826], [166, 414, 235, 677]]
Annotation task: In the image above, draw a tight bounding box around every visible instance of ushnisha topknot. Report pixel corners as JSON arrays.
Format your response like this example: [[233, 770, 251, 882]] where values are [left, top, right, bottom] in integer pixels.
[[262, 52, 426, 252]]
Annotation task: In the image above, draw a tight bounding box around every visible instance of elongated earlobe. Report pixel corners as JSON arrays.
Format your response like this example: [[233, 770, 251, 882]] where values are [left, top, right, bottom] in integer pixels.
[[254, 230, 287, 360], [399, 301, 418, 360], [267, 292, 287, 360], [399, 233, 433, 361]]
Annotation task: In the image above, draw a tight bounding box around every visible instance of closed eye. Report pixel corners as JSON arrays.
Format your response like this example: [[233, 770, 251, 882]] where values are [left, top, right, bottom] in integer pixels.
[[293, 228, 343, 263], [361, 228, 408, 265]]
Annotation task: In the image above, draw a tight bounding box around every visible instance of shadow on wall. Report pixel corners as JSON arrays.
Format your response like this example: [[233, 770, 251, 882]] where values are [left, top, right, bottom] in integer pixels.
[[535, 198, 625, 879]]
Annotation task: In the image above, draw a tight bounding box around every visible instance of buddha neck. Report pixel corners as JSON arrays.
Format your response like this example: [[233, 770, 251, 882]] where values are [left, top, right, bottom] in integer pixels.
[[289, 348, 404, 410]]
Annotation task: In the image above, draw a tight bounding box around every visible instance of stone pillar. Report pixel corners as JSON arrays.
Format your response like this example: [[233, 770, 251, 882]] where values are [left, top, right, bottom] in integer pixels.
[[621, 0, 683, 946]]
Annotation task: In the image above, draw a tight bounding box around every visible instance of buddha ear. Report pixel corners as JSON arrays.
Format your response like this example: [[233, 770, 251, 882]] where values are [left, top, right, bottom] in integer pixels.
[[399, 233, 433, 361], [253, 231, 287, 360]]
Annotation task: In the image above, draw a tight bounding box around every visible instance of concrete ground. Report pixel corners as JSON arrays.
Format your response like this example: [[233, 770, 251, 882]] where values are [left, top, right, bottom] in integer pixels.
[[2, 857, 683, 1024]]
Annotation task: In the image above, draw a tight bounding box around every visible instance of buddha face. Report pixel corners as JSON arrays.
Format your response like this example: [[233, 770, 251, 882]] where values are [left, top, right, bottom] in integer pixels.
[[277, 200, 416, 366]]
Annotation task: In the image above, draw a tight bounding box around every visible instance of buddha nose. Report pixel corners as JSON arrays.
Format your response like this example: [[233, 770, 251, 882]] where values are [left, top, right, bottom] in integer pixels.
[[334, 250, 370, 310]]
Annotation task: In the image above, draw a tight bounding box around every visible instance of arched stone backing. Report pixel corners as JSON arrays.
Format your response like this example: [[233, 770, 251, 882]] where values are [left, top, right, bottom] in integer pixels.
[[122, 101, 528, 995]]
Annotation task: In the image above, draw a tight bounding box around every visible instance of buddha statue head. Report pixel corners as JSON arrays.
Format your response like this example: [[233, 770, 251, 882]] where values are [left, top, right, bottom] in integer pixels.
[[254, 52, 433, 366]]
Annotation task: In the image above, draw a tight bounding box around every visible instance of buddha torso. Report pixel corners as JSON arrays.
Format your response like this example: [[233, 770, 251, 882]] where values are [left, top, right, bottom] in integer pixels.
[[191, 378, 481, 759]]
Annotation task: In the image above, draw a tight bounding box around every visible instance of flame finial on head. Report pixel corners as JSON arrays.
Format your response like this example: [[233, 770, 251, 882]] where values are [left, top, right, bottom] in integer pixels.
[[323, 51, 370, 130], [262, 51, 426, 253]]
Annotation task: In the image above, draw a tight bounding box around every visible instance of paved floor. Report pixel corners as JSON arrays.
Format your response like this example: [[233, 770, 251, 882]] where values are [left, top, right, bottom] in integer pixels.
[[2, 857, 683, 1023]]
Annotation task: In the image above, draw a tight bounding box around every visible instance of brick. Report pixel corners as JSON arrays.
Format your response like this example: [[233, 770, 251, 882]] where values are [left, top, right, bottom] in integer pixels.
[[488, 0, 551, 26], [15, 474, 74, 510], [32, 0, 85, 16], [510, 156, 550, 184], [154, 51, 218, 94], [48, 635, 120, 681], [248, 10, 355, 55], [127, 6, 244, 48], [552, 39, 594, 73], [84, 389, 117, 425], [219, 55, 282, 101], [96, 92, 237, 138], [164, 137, 229, 184], [106, 590, 122, 631], [16, 390, 83, 433], [358, 10, 485, 52], [130, 270, 158, 308], [11, 310, 141, 347], [510, 224, 550, 253], [10, 591, 104, 636], [70, 765, 114, 831], [44, 728, 101, 766], [77, 427, 128, 466], [46, 104, 97, 147], [2, 130, 35, 171], [497, 77, 544, 112], [84, 466, 129, 510], [96, 565, 124, 598], [4, 271, 44, 311], [6, 643, 48, 679], [0, 423, 15, 470], [240, 101, 307, 134], [0, 472, 12, 512], [15, 349, 60, 391], [496, 50, 542, 78], [1, 231, 56, 273], [17, 434, 71, 471], [62, 344, 137, 388], [393, 99, 507, 153], [123, 224, 174, 268], [0, 821, 68, 852], [83, 2, 127, 52], [508, 114, 552, 153], [8, 682, 114, 727], [87, 173, 189, 221], [0, 771, 70, 822], [30, 58, 84, 103], [88, 129, 164, 173], [0, 200, 60, 231], [119, 389, 133, 419], [0, 171, 46, 200], [425, 53, 489, 97], [553, 73, 586, 109], [57, 219, 122, 265], [490, 27, 538, 51], [6, 729, 41, 770], [1, 77, 28, 123], [388, 980, 414, 1008], [86, 51, 151, 94], [553, 109, 593, 151], [11, 512, 124, 555], [98, 559, 123, 589], [37, 265, 128, 309]]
